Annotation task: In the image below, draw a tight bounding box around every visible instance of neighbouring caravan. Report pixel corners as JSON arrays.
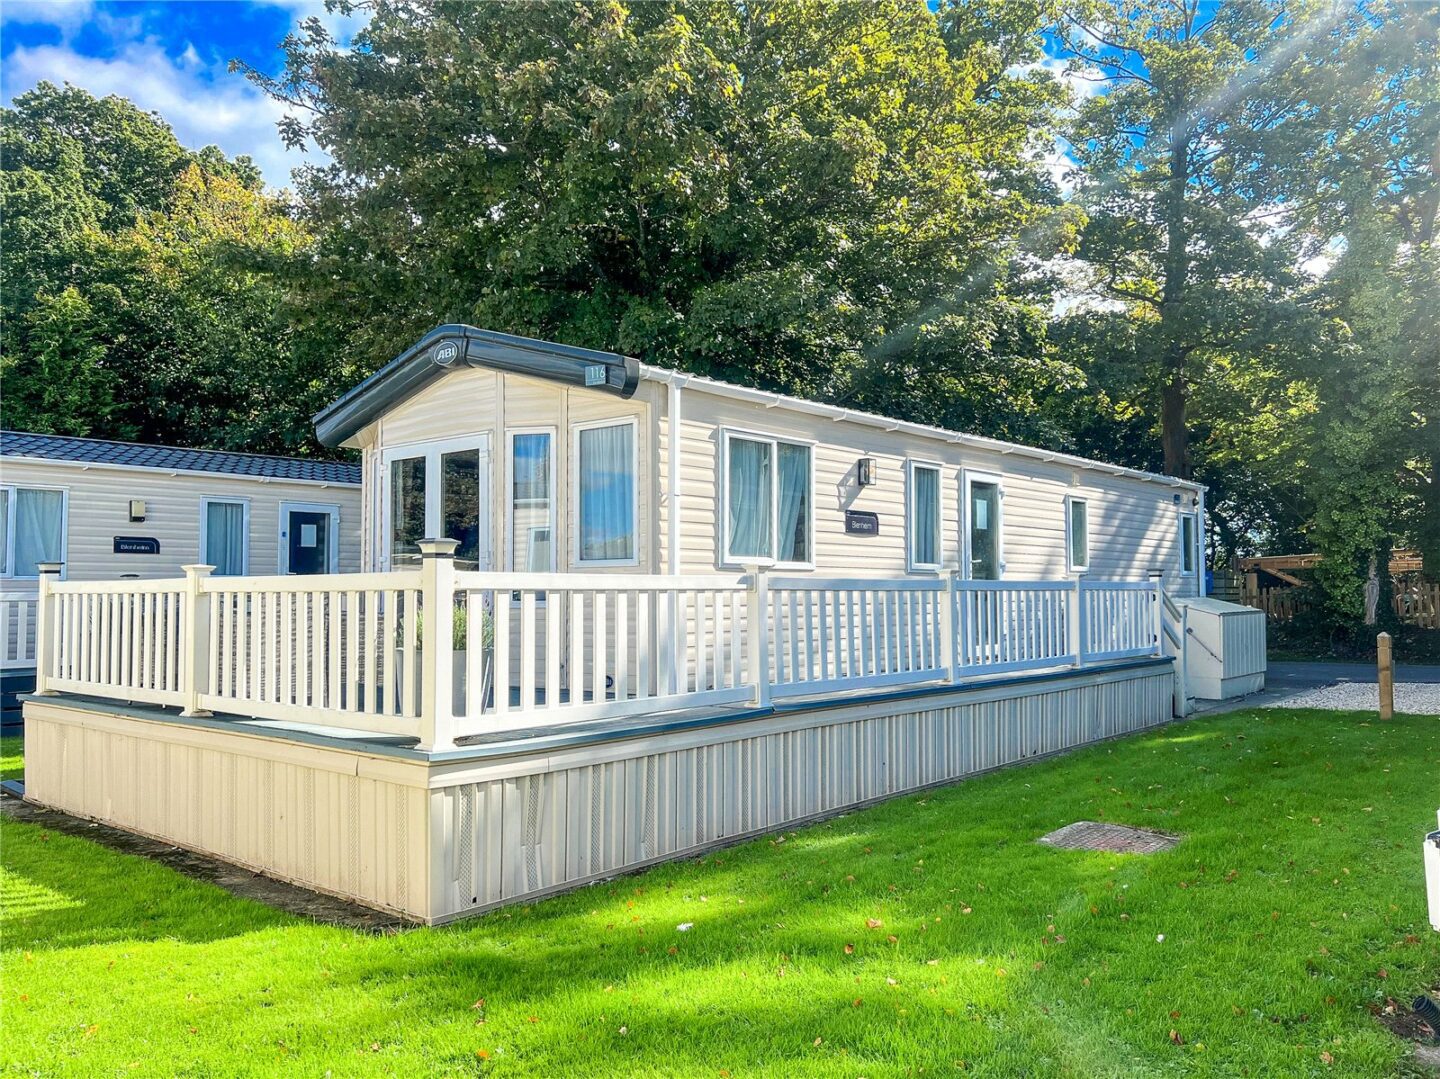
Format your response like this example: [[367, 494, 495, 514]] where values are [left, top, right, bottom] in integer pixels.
[[313, 326, 1207, 591], [0, 431, 361, 721]]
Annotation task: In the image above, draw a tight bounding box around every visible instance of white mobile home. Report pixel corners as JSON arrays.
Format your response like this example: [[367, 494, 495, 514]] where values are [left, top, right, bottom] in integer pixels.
[[1, 432, 361, 688], [22, 327, 1250, 924]]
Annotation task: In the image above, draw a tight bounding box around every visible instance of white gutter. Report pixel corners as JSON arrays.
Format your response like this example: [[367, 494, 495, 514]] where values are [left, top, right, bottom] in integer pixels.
[[637, 365, 1206, 493]]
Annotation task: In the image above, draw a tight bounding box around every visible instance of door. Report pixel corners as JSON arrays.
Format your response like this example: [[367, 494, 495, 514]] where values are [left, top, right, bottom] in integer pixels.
[[280, 502, 340, 574], [964, 473, 1003, 580], [380, 436, 492, 572]]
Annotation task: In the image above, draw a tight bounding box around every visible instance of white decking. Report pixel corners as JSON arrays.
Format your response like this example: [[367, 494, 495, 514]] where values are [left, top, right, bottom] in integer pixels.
[[27, 540, 1176, 748]]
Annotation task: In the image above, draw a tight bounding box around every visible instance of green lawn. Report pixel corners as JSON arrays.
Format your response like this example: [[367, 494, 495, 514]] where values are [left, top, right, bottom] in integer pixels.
[[3, 710, 1437, 1078]]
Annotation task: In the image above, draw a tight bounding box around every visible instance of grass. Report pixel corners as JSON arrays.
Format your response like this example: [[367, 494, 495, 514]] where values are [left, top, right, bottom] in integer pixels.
[[3, 710, 1438, 1078]]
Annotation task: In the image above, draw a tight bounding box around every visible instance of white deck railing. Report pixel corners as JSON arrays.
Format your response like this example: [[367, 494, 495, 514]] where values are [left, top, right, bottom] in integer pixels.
[[28, 546, 1166, 749], [1, 591, 38, 671]]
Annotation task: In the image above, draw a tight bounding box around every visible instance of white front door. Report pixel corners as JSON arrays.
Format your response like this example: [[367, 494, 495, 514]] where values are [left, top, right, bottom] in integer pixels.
[[380, 435, 492, 572]]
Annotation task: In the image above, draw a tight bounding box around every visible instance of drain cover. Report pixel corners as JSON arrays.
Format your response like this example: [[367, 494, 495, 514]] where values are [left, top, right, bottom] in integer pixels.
[[1038, 821, 1179, 854]]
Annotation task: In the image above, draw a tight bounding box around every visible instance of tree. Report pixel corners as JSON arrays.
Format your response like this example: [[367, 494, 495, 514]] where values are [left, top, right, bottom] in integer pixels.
[[0, 287, 121, 437], [1056, 0, 1365, 480], [246, 0, 1072, 438]]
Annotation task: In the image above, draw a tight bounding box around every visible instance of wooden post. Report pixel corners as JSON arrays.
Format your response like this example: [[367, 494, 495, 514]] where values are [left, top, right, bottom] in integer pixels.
[[1377, 631, 1393, 720], [745, 566, 771, 708], [32, 562, 63, 696], [418, 538, 459, 751], [180, 564, 215, 717]]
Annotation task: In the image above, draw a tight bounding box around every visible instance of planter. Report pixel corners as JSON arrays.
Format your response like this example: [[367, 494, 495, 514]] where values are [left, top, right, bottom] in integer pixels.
[[390, 647, 493, 716]]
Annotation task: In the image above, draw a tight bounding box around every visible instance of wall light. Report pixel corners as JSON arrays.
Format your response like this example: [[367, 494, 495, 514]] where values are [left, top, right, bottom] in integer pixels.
[[129, 499, 146, 522], [857, 457, 876, 487]]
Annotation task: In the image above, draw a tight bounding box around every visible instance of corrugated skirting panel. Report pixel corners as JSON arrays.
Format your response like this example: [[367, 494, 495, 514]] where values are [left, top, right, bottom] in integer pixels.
[[431, 669, 1174, 920], [21, 706, 430, 919]]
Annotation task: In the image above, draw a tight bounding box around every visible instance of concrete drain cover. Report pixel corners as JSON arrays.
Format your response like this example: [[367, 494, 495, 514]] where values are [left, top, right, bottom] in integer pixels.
[[1038, 821, 1179, 854]]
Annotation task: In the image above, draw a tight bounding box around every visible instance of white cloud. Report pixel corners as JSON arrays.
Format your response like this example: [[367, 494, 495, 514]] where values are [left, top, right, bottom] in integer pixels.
[[252, 0, 366, 43], [0, 0, 94, 30], [3, 38, 317, 191]]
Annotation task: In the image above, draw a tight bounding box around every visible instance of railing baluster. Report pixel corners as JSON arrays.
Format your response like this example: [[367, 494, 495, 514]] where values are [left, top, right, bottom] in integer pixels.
[[520, 590, 537, 710]]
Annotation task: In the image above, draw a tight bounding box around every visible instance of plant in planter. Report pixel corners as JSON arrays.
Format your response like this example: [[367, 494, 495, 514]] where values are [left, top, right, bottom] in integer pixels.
[[400, 603, 495, 714]]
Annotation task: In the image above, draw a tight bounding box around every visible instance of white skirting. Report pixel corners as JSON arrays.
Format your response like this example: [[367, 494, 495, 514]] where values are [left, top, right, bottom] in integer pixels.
[[21, 661, 1175, 924]]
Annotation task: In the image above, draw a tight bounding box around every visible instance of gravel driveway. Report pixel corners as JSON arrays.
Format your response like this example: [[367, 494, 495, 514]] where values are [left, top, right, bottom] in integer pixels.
[[1262, 681, 1440, 714]]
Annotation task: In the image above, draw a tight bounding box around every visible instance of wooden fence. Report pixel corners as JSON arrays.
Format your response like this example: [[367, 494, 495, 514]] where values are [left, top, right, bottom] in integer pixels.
[[1241, 578, 1440, 629]]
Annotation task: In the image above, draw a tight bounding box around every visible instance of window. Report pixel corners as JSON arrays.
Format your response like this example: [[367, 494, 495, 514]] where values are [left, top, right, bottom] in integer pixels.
[[721, 431, 811, 566], [907, 461, 941, 570], [202, 498, 249, 576], [1066, 496, 1089, 573], [0, 486, 66, 578], [389, 455, 426, 569], [574, 419, 637, 565], [441, 449, 481, 570], [509, 430, 554, 573], [1179, 512, 1198, 576], [964, 472, 1003, 580]]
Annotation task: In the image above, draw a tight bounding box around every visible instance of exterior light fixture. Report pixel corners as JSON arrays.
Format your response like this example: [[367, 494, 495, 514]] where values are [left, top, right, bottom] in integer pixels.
[[857, 457, 876, 487], [129, 499, 147, 522]]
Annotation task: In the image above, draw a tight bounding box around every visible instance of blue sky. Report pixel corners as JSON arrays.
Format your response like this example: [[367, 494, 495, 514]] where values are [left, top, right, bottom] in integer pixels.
[[1, 0, 364, 189]]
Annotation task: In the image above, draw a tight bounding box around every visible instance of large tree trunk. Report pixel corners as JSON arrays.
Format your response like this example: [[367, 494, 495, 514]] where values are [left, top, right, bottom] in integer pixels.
[[1160, 370, 1191, 479]]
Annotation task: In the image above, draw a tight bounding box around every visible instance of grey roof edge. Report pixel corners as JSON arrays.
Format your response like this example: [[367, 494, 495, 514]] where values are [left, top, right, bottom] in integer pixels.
[[0, 430, 360, 485], [313, 325, 641, 447]]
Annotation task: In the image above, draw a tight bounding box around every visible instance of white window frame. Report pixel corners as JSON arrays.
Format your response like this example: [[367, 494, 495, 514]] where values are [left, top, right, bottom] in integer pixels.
[[570, 416, 640, 568], [1179, 511, 1198, 576], [718, 427, 816, 570], [0, 483, 69, 580], [200, 496, 251, 576], [905, 459, 943, 572], [1065, 495, 1090, 574], [378, 433, 493, 572], [960, 468, 1006, 580], [277, 500, 341, 574], [506, 427, 557, 574]]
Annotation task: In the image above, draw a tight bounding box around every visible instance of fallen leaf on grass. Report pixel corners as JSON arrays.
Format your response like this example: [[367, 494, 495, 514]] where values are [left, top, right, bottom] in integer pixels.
[[844, 943, 855, 955], [866, 918, 883, 929]]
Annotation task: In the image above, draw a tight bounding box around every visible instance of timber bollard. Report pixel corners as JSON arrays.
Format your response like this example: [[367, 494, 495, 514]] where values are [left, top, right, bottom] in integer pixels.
[[1377, 631, 1393, 720]]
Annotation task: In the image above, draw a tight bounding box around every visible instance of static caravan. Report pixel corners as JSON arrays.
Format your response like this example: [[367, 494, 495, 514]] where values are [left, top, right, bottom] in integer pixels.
[[313, 326, 1206, 593], [1, 431, 361, 719], [23, 328, 1240, 924]]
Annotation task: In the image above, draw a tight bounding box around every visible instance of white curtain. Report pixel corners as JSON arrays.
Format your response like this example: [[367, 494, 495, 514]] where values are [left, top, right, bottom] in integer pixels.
[[14, 488, 62, 576], [205, 501, 246, 575], [578, 423, 635, 561], [777, 443, 809, 563], [727, 437, 771, 560], [913, 467, 939, 566]]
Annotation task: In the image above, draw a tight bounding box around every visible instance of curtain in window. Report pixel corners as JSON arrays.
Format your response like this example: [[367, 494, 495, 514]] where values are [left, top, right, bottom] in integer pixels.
[[205, 501, 246, 576], [1069, 500, 1088, 568], [777, 443, 810, 563], [13, 488, 62, 576], [578, 423, 635, 562], [912, 467, 939, 566], [727, 437, 772, 560], [0, 489, 9, 575]]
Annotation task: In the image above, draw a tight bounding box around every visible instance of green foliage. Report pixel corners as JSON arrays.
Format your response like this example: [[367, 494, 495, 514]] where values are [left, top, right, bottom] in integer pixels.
[[0, 287, 122, 437], [245, 0, 1073, 441]]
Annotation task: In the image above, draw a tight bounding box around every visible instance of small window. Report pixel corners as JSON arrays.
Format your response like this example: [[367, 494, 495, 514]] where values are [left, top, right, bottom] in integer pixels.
[[509, 430, 554, 573], [1, 486, 65, 578], [907, 461, 941, 570], [203, 499, 249, 576], [575, 420, 637, 564], [722, 431, 812, 567], [1067, 497, 1089, 572], [1179, 512, 1198, 576]]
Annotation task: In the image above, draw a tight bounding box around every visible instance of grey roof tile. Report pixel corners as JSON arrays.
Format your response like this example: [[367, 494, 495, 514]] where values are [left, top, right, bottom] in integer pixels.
[[0, 431, 360, 485]]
